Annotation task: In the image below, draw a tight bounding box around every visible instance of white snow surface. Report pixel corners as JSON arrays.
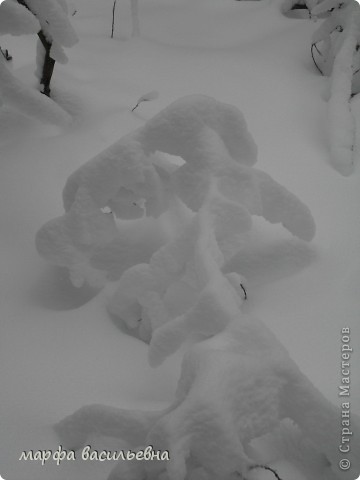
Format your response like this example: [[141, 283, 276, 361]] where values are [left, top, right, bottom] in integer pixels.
[[0, 53, 72, 125], [1, 0, 360, 480]]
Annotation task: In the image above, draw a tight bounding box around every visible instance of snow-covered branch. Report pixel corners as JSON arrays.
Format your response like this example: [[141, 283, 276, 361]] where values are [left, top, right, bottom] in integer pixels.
[[311, 0, 360, 175]]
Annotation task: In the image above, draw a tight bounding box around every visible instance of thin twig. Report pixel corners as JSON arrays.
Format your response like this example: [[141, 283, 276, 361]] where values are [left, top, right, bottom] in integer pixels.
[[311, 43, 324, 75], [236, 464, 284, 480], [111, 0, 117, 38], [249, 464, 283, 480]]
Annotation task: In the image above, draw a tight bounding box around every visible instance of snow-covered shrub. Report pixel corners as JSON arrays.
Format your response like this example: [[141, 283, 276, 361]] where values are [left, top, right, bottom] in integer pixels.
[[311, 0, 360, 175], [39, 95, 360, 479], [0, 0, 78, 125], [36, 94, 315, 291], [36, 95, 315, 357], [55, 317, 360, 480]]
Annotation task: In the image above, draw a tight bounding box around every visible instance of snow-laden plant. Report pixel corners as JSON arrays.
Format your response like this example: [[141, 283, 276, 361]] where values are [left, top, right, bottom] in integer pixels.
[[35, 95, 360, 480], [311, 0, 360, 175], [36, 94, 315, 291], [36, 94, 315, 357], [0, 0, 77, 125], [54, 321, 360, 480]]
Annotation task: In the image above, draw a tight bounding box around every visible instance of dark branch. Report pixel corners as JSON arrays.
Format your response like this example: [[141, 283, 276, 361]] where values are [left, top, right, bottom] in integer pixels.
[[249, 464, 283, 480], [111, 0, 117, 38], [311, 43, 324, 75]]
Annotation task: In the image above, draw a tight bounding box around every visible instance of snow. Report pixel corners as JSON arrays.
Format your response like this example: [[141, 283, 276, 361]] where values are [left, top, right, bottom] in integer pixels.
[[25, 0, 78, 48], [327, 3, 360, 175], [130, 0, 140, 38], [54, 318, 360, 480], [0, 0, 40, 36], [311, 0, 360, 175], [0, 53, 72, 125], [0, 0, 78, 124], [36, 95, 315, 363], [1, 0, 360, 479]]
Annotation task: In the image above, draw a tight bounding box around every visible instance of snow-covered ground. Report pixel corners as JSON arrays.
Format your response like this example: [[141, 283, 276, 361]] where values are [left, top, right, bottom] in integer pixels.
[[0, 0, 359, 479]]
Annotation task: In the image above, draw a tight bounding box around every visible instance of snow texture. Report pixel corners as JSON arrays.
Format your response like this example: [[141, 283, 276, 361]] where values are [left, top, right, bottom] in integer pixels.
[[130, 0, 140, 37], [55, 318, 360, 480], [25, 0, 78, 48], [0, 0, 40, 35], [0, 53, 72, 125], [36, 95, 315, 290]]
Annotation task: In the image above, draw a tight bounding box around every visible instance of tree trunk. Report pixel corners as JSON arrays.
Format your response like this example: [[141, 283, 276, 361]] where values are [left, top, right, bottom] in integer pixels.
[[16, 0, 55, 97], [37, 31, 55, 97]]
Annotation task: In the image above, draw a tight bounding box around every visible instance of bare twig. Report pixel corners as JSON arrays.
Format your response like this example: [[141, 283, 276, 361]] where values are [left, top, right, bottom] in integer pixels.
[[0, 48, 12, 61], [131, 91, 159, 111], [236, 464, 284, 480], [311, 43, 324, 75], [249, 464, 283, 480], [111, 0, 117, 38]]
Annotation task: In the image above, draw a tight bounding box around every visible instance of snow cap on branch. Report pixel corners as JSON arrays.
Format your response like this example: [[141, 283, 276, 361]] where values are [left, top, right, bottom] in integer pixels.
[[0, 0, 40, 35], [25, 0, 78, 47], [311, 0, 360, 174]]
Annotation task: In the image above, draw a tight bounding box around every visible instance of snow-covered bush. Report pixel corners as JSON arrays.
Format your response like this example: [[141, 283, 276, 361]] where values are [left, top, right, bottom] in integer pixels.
[[0, 0, 78, 125], [36, 94, 315, 291], [310, 0, 360, 175], [55, 318, 360, 480], [36, 95, 315, 358], [38, 95, 360, 480]]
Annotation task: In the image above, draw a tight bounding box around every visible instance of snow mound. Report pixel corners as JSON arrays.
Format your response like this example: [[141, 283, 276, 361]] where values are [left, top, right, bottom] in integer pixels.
[[0, 53, 72, 126]]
